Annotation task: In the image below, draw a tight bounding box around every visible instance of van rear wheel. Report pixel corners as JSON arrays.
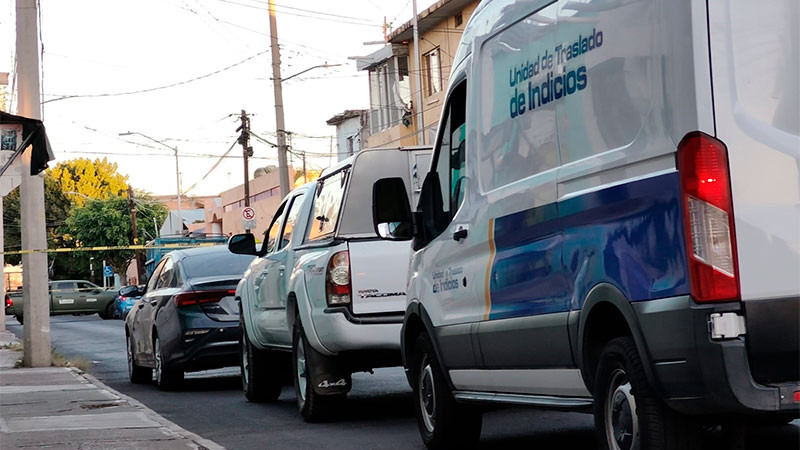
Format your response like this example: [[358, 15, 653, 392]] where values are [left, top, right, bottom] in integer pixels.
[[411, 333, 482, 449], [594, 336, 700, 450]]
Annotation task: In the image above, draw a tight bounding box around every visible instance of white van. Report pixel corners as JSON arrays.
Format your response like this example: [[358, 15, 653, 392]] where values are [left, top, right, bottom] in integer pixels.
[[372, 1, 799, 449]]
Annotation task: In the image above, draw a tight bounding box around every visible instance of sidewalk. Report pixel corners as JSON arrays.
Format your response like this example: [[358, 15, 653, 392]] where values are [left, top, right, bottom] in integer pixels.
[[0, 330, 224, 449]]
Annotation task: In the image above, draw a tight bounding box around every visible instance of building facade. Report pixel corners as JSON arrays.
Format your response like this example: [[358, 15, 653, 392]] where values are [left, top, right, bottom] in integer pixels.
[[359, 0, 479, 148], [326, 110, 369, 162]]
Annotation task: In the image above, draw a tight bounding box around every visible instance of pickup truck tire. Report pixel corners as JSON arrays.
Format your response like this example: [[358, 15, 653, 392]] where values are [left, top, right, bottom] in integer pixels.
[[594, 336, 700, 450], [410, 333, 482, 449], [127, 334, 152, 384], [14, 315, 22, 325], [154, 336, 184, 390], [98, 302, 114, 320], [241, 319, 282, 402], [292, 320, 344, 422]]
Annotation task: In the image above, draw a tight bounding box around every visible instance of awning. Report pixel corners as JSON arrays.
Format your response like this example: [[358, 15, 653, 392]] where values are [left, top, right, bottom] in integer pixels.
[[0, 111, 55, 176]]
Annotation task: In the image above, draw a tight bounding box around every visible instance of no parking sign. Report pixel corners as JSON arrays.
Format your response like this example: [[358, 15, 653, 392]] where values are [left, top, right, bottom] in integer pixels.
[[242, 207, 257, 230]]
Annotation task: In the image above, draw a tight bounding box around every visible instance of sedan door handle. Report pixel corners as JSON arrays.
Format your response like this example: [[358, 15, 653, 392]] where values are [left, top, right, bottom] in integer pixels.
[[150, 300, 158, 306], [138, 302, 145, 309]]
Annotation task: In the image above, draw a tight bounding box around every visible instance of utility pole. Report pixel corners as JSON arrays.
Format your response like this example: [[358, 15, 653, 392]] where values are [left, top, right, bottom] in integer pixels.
[[127, 186, 144, 283], [17, 0, 50, 367], [412, 0, 425, 145], [237, 109, 253, 232], [268, 0, 291, 199]]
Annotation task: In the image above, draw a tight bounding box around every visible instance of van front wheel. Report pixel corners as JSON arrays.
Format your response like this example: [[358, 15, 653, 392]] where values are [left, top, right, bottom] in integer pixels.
[[411, 333, 482, 449], [594, 336, 700, 450]]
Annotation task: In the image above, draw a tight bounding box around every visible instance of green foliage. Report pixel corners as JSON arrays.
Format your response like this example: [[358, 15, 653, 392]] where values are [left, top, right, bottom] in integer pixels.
[[2, 158, 161, 280], [66, 196, 168, 275]]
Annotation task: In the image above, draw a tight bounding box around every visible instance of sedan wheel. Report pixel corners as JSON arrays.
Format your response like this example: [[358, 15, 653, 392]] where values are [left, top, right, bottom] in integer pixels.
[[127, 334, 151, 384], [154, 336, 183, 390]]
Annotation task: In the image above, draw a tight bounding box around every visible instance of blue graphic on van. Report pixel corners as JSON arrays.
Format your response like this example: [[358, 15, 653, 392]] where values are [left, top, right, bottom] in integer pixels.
[[487, 172, 689, 320], [509, 29, 603, 119]]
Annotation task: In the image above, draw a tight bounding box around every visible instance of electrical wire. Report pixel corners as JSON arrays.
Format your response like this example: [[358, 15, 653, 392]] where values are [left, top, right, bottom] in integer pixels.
[[42, 49, 269, 104], [180, 139, 238, 195]]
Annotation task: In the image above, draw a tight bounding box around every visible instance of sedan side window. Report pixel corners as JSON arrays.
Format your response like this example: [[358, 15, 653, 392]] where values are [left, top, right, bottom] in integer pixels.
[[157, 258, 175, 289], [148, 260, 166, 292]]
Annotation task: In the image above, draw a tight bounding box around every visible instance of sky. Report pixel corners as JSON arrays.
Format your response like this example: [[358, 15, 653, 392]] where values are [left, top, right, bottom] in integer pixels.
[[1, 0, 436, 196]]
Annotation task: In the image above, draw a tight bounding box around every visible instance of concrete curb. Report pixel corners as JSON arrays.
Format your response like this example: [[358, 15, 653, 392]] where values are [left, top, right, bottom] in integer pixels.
[[78, 368, 226, 450]]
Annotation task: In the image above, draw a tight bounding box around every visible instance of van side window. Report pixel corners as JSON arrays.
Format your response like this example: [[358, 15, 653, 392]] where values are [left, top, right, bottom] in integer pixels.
[[306, 170, 348, 242], [433, 81, 468, 216], [477, 3, 560, 191]]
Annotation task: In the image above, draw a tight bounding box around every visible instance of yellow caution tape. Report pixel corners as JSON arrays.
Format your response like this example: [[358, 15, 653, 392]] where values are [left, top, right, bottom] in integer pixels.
[[2, 242, 223, 256]]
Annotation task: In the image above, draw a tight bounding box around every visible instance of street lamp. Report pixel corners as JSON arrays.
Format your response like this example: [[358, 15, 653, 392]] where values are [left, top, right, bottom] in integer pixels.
[[119, 131, 182, 235]]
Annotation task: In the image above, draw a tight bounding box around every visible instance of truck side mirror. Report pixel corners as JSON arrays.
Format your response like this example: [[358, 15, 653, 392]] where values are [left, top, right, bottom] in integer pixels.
[[228, 233, 258, 255], [372, 178, 413, 241]]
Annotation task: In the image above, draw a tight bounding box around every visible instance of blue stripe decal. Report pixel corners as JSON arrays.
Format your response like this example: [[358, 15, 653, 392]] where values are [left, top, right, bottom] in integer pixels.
[[488, 172, 688, 320]]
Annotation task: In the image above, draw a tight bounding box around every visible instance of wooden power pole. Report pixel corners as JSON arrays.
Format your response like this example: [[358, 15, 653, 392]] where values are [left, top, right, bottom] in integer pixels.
[[127, 186, 144, 283]]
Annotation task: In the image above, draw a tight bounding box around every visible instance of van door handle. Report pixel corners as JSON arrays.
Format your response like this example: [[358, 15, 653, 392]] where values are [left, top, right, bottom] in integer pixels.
[[453, 228, 468, 241]]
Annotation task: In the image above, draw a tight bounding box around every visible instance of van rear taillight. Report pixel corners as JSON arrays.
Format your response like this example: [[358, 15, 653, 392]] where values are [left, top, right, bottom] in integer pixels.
[[174, 289, 236, 307], [326, 250, 351, 306], [678, 132, 740, 303]]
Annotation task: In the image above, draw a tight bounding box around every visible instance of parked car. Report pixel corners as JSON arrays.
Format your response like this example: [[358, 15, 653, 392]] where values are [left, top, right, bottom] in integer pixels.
[[125, 245, 256, 389], [6, 280, 117, 323], [113, 285, 145, 320], [371, 1, 800, 449], [229, 146, 431, 421]]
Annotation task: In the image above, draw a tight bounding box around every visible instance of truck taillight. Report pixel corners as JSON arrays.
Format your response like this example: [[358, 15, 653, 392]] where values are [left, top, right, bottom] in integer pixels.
[[326, 250, 351, 306], [677, 132, 740, 303], [4, 295, 11, 308], [174, 289, 236, 307]]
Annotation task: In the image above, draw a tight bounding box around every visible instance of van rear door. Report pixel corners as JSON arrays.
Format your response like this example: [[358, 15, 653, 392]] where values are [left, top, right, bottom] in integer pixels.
[[707, 0, 799, 383]]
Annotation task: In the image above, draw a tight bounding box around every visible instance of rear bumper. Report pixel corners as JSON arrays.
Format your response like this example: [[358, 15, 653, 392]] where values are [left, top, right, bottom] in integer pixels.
[[308, 306, 402, 355], [634, 295, 800, 416], [165, 323, 240, 373]]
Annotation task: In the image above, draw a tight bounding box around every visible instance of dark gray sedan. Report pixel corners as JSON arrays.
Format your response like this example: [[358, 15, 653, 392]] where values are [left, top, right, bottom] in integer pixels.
[[125, 245, 255, 390]]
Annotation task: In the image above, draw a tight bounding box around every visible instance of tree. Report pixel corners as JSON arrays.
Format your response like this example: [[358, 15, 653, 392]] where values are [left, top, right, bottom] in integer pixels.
[[3, 158, 131, 279], [49, 157, 128, 207], [65, 195, 168, 276]]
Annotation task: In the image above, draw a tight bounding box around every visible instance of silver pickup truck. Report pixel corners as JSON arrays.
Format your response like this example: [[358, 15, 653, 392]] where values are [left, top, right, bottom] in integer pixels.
[[229, 146, 431, 421], [6, 280, 117, 323]]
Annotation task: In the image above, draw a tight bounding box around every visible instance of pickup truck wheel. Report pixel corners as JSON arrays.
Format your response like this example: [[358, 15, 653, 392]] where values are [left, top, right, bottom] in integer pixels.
[[595, 336, 700, 450], [127, 334, 151, 384], [99, 302, 114, 320], [411, 333, 482, 449], [241, 321, 282, 402], [154, 336, 183, 390], [14, 315, 22, 325], [292, 321, 344, 422]]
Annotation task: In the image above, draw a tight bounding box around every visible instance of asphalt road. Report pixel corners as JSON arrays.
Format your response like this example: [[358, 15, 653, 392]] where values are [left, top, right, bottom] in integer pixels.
[[5, 314, 799, 450]]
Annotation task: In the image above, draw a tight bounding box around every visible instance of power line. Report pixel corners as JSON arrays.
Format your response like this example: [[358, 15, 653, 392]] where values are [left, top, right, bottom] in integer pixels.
[[42, 49, 269, 104], [217, 0, 381, 27]]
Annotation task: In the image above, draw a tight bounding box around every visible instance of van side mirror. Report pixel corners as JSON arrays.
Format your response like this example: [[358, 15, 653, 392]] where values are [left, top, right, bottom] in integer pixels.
[[228, 233, 258, 255], [372, 178, 413, 241]]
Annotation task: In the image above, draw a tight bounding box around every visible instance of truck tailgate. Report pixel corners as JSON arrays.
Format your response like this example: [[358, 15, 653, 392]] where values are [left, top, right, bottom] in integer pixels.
[[348, 240, 410, 315]]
